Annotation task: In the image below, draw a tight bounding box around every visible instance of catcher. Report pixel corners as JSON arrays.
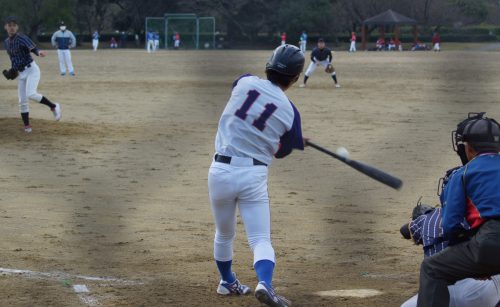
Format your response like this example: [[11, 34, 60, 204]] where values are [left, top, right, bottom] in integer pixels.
[[299, 38, 340, 88], [416, 113, 500, 307], [3, 16, 61, 133], [400, 197, 500, 307]]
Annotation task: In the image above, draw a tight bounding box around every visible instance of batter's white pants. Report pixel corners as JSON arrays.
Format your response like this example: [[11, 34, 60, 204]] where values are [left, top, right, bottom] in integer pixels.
[[174, 40, 180, 48], [349, 41, 356, 52], [208, 159, 275, 265], [92, 39, 99, 51], [154, 40, 159, 51], [434, 43, 441, 51], [147, 40, 154, 52], [300, 41, 306, 53], [57, 49, 74, 74], [401, 276, 500, 307], [18, 62, 43, 113], [305, 60, 335, 77]]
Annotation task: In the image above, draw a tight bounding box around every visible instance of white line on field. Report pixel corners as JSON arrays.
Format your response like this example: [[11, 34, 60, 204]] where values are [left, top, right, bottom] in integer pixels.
[[0, 267, 143, 285], [315, 289, 383, 298]]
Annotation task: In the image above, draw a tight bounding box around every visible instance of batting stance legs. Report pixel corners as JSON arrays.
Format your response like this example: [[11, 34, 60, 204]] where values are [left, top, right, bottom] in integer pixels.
[[209, 160, 275, 289], [57, 49, 74, 75]]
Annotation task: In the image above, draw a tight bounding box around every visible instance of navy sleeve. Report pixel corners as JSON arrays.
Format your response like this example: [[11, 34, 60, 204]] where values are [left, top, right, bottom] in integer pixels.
[[310, 49, 316, 62], [275, 101, 304, 159], [20, 34, 36, 50], [232, 73, 252, 89], [327, 49, 332, 62]]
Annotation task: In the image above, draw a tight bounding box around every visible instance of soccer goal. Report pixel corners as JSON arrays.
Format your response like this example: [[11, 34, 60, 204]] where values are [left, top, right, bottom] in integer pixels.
[[145, 14, 216, 49]]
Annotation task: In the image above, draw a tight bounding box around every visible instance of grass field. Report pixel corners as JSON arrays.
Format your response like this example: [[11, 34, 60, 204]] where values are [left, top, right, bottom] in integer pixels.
[[0, 48, 499, 306]]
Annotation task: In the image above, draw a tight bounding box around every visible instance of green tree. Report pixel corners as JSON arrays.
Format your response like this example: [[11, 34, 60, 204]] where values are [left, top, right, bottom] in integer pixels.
[[449, 0, 489, 22], [0, 0, 75, 40]]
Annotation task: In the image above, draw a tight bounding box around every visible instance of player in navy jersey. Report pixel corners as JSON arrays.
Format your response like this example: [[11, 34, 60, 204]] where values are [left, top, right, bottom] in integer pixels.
[[299, 38, 340, 88], [3, 16, 61, 133], [51, 21, 76, 76], [208, 45, 306, 307]]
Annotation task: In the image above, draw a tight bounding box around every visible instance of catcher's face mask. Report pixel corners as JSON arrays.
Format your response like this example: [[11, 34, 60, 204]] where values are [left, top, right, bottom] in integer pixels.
[[452, 112, 486, 165]]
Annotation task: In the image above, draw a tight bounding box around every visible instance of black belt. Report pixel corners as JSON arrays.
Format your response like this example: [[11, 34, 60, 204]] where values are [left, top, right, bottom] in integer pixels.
[[214, 154, 267, 166], [18, 63, 31, 72]]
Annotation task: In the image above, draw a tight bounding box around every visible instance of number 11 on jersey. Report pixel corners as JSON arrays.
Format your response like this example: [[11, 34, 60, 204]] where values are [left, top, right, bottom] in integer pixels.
[[235, 90, 277, 131]]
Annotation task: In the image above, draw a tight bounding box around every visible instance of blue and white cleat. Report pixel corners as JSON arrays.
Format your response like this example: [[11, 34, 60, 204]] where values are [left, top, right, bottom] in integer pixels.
[[255, 281, 291, 307], [216, 273, 251, 295]]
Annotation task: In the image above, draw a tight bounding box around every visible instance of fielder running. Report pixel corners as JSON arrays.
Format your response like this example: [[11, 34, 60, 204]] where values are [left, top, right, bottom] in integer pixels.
[[51, 21, 76, 76], [3, 16, 61, 133], [299, 38, 340, 88], [208, 45, 306, 307]]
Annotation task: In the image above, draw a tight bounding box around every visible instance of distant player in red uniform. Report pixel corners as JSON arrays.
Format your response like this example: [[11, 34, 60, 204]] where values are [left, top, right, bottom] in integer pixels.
[[280, 32, 286, 46], [173, 32, 180, 49], [349, 32, 356, 52], [432, 32, 441, 52], [376, 37, 385, 51]]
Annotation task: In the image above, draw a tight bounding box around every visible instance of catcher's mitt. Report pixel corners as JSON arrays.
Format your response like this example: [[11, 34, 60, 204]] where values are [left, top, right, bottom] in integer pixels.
[[3, 68, 18, 80], [325, 63, 334, 73], [412, 197, 436, 220]]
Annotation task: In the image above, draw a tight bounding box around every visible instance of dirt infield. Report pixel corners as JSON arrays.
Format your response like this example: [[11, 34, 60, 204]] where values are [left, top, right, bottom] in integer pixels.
[[0, 49, 499, 306]]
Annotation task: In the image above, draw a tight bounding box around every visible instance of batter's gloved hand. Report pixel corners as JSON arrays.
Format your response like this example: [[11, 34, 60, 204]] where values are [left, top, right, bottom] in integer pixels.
[[325, 64, 334, 73], [3, 68, 18, 80]]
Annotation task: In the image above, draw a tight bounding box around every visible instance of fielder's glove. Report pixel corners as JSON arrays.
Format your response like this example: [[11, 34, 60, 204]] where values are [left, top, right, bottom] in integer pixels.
[[3, 68, 18, 80], [412, 202, 436, 220], [325, 63, 334, 74]]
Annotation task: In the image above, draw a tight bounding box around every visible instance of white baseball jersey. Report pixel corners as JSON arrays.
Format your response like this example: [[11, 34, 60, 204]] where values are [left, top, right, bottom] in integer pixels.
[[215, 74, 304, 165]]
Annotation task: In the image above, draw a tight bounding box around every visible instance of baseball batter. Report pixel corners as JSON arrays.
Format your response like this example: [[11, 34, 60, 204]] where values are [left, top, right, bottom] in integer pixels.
[[3, 16, 61, 133], [299, 38, 340, 88], [51, 21, 76, 76], [208, 45, 306, 307]]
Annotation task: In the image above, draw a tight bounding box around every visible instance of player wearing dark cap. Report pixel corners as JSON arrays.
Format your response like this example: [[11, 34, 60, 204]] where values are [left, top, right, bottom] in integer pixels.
[[299, 38, 340, 88], [3, 16, 61, 133]]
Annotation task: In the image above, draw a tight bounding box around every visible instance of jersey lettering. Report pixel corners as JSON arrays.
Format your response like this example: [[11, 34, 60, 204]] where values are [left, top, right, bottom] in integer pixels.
[[235, 90, 277, 131]]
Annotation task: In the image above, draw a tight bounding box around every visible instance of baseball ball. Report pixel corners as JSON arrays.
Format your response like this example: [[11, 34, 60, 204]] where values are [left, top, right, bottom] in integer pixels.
[[336, 147, 350, 158]]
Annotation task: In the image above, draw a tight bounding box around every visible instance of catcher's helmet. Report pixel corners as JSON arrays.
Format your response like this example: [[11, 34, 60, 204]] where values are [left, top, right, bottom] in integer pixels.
[[265, 44, 304, 77], [452, 112, 500, 164]]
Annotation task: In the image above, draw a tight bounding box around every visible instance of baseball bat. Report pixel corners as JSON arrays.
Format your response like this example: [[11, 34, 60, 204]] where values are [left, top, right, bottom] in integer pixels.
[[306, 140, 403, 190]]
